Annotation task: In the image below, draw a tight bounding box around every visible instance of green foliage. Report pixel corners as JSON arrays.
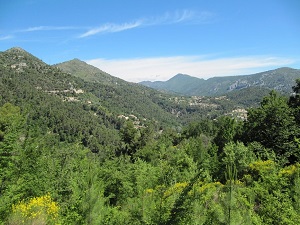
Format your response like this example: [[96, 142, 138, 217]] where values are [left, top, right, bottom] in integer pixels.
[[289, 78, 300, 127], [181, 119, 217, 139], [118, 120, 141, 157], [289, 78, 300, 108], [244, 90, 300, 163], [213, 116, 242, 152], [226, 86, 271, 107], [223, 142, 256, 179], [247, 160, 300, 224], [0, 103, 25, 222]]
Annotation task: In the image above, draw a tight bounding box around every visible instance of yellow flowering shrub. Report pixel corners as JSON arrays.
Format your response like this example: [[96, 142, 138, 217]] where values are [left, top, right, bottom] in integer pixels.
[[249, 160, 275, 173], [163, 182, 188, 198], [196, 181, 223, 194], [144, 183, 189, 198], [9, 194, 60, 225], [279, 164, 299, 177], [145, 188, 154, 194]]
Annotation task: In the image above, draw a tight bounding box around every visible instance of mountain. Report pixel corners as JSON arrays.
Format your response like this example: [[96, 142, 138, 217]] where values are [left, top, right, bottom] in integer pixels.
[[0, 47, 233, 138], [55, 59, 122, 85], [0, 48, 185, 129], [140, 67, 300, 96], [141, 74, 205, 95]]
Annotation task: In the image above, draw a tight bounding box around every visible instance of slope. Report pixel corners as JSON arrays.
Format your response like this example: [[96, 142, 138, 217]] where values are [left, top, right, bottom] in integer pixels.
[[55, 58, 121, 85], [0, 47, 125, 153], [56, 59, 187, 125], [56, 59, 243, 123]]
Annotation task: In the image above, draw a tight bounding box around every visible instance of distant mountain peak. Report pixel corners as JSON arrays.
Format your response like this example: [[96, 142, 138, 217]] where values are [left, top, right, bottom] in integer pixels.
[[170, 73, 190, 79], [57, 58, 103, 72], [70, 58, 85, 63], [169, 73, 202, 81], [56, 58, 123, 84], [3, 46, 46, 67], [5, 46, 27, 53]]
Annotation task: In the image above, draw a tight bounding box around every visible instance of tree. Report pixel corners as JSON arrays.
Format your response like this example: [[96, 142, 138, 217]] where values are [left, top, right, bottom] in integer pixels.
[[289, 78, 300, 124], [118, 121, 140, 157], [213, 116, 241, 153], [0, 103, 24, 222], [244, 91, 299, 164], [223, 142, 256, 180]]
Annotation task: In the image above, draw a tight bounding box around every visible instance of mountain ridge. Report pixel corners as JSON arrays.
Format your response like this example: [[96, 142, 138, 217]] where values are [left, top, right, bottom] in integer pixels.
[[140, 67, 300, 96]]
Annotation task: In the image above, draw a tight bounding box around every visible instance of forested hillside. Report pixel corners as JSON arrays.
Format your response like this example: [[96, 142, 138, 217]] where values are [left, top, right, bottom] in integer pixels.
[[56, 57, 247, 123], [1, 47, 300, 224]]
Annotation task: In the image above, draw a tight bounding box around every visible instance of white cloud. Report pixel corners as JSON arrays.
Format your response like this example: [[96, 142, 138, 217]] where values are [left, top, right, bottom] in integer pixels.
[[154, 10, 215, 24], [19, 26, 79, 32], [0, 35, 13, 40], [86, 55, 295, 82], [79, 10, 214, 38], [79, 21, 142, 38]]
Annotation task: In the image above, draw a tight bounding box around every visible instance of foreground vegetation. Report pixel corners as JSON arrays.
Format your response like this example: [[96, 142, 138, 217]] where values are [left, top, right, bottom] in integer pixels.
[[1, 82, 300, 224]]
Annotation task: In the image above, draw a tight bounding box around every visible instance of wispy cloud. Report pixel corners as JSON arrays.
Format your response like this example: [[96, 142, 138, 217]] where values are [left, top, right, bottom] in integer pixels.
[[79, 21, 142, 38], [86, 55, 295, 82], [18, 26, 80, 32], [145, 10, 215, 25], [0, 35, 14, 41], [79, 10, 214, 38]]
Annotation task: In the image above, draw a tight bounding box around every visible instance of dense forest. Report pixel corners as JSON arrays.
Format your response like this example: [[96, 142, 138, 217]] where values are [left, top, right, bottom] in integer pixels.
[[1, 48, 300, 224]]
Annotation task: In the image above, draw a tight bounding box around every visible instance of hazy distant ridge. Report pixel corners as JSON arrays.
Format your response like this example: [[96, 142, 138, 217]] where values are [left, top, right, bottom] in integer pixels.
[[140, 67, 300, 96]]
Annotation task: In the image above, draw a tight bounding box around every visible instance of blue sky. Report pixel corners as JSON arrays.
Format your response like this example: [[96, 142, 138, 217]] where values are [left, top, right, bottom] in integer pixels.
[[1, 0, 299, 82]]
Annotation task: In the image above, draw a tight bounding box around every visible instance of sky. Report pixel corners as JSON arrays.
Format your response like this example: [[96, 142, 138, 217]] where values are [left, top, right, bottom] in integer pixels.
[[0, 0, 299, 82]]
